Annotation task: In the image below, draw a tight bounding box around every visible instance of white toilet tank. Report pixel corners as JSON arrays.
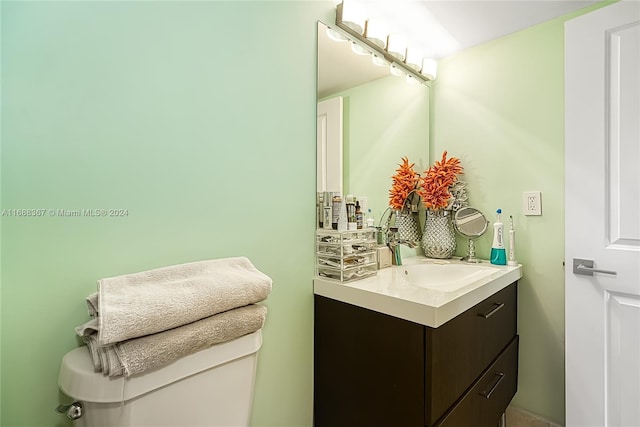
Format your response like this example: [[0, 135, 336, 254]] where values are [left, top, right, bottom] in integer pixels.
[[58, 330, 262, 427]]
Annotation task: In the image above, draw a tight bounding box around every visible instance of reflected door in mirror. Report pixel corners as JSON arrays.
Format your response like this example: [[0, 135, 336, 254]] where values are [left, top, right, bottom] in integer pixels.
[[317, 97, 343, 193]]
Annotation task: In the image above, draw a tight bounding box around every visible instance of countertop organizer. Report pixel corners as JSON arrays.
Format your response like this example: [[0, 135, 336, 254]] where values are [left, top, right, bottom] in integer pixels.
[[315, 228, 377, 282]]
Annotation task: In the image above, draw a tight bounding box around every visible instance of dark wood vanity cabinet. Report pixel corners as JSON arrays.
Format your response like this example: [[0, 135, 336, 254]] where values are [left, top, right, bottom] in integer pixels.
[[314, 282, 518, 427]]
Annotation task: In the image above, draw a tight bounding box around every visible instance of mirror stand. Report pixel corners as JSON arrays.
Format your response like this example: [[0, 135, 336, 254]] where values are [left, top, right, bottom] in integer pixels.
[[462, 238, 481, 264], [453, 207, 489, 264]]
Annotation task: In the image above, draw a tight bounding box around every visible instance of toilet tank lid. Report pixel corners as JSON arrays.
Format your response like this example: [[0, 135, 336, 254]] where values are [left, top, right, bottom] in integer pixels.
[[58, 329, 262, 403]]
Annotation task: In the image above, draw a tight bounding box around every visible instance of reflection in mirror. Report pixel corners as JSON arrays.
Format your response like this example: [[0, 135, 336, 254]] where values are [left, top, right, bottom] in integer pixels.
[[317, 21, 431, 227], [453, 207, 489, 263]]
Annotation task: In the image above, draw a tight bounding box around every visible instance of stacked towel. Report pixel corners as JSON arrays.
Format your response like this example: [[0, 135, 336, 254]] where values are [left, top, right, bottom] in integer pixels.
[[79, 305, 267, 377], [75, 257, 271, 377]]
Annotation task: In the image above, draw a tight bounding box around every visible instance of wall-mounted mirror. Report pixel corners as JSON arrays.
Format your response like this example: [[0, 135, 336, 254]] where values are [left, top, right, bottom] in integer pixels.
[[317, 21, 431, 226]]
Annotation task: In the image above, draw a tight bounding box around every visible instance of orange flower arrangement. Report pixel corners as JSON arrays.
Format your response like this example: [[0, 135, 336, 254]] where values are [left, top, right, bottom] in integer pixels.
[[417, 151, 463, 210], [389, 157, 420, 211]]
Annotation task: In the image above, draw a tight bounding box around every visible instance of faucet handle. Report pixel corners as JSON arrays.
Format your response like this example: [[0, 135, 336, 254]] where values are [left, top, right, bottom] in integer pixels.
[[388, 227, 399, 243]]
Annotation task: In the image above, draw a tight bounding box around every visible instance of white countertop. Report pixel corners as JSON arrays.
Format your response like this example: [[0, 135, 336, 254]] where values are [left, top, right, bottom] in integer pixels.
[[314, 257, 522, 328]]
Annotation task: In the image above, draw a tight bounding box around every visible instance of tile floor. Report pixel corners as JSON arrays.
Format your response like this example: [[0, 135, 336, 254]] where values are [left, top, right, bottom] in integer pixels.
[[505, 406, 563, 427]]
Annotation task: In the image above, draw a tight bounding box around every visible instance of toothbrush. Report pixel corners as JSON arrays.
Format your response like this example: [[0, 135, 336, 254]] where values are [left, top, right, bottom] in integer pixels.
[[508, 215, 517, 266]]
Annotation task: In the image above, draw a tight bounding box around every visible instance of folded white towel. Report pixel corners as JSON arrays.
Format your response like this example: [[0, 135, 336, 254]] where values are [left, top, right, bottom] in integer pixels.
[[105, 345, 124, 377], [75, 318, 98, 337], [86, 292, 99, 318], [97, 257, 271, 346], [83, 304, 267, 377]]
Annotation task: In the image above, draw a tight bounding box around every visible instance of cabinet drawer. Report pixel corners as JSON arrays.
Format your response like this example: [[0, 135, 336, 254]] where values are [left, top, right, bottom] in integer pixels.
[[425, 283, 517, 425], [435, 336, 519, 427]]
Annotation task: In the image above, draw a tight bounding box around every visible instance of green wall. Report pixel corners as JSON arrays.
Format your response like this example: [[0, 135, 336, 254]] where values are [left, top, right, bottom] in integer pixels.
[[1, 2, 332, 426], [1, 1, 617, 426], [432, 3, 611, 424]]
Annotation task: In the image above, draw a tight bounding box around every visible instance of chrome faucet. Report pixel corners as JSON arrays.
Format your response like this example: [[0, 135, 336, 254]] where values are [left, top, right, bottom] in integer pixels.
[[387, 227, 417, 266]]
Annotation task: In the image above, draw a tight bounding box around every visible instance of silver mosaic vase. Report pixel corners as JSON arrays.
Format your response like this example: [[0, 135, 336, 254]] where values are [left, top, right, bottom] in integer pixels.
[[422, 209, 456, 259], [395, 211, 421, 246]]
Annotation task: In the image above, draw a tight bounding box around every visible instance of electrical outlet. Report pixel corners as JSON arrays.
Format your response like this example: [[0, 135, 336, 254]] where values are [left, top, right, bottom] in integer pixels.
[[524, 191, 542, 215]]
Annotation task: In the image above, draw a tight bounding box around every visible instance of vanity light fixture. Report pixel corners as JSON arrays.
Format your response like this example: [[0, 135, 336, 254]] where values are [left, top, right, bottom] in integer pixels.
[[350, 41, 370, 56], [421, 58, 438, 80], [389, 63, 406, 77], [335, 0, 437, 83], [364, 18, 388, 49], [386, 34, 407, 61], [405, 47, 423, 72], [371, 53, 389, 67], [339, 0, 366, 35], [326, 27, 348, 42]]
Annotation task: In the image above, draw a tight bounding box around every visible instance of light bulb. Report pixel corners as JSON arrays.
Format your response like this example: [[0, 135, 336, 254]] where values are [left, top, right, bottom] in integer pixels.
[[386, 34, 407, 61], [389, 63, 406, 77], [351, 41, 369, 56], [421, 58, 437, 80], [365, 18, 388, 49], [405, 47, 423, 72], [371, 53, 389, 67], [326, 27, 347, 42], [340, 0, 366, 35]]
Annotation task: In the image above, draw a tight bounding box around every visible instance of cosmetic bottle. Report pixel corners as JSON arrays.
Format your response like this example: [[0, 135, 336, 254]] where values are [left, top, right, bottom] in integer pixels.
[[332, 194, 341, 230], [337, 196, 348, 231], [366, 209, 375, 228], [346, 195, 357, 230], [490, 209, 507, 265], [317, 193, 322, 229], [355, 201, 363, 229], [322, 191, 332, 230]]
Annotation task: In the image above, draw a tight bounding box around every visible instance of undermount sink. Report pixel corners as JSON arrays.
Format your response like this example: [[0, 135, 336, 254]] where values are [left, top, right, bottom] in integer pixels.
[[400, 262, 499, 292]]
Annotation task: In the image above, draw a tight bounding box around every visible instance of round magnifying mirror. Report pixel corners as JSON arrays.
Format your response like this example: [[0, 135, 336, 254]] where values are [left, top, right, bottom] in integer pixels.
[[453, 207, 488, 263]]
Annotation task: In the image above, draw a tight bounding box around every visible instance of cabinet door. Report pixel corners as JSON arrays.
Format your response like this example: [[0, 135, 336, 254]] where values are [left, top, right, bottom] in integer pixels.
[[314, 295, 425, 427], [425, 283, 517, 425], [435, 336, 519, 427]]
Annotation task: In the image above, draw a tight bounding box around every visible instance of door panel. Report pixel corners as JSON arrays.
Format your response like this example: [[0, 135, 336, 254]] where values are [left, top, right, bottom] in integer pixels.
[[565, 2, 640, 426], [608, 23, 640, 250], [605, 292, 640, 426], [317, 97, 343, 193]]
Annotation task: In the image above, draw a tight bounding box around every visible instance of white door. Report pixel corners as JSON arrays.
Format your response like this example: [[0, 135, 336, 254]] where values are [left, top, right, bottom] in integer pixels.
[[565, 2, 640, 426], [317, 97, 343, 193]]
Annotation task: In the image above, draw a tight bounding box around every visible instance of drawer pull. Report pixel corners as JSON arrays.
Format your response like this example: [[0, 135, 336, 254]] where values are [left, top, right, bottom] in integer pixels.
[[479, 302, 505, 319], [479, 372, 505, 399]]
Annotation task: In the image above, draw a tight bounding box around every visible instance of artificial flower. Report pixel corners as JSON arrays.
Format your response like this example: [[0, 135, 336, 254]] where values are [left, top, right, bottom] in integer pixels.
[[418, 151, 463, 210], [388, 157, 420, 211]]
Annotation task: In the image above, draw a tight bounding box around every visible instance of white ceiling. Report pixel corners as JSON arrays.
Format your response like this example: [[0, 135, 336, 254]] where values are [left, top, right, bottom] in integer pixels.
[[426, 0, 598, 54], [318, 0, 599, 97]]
